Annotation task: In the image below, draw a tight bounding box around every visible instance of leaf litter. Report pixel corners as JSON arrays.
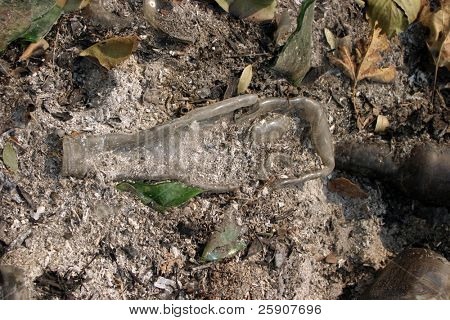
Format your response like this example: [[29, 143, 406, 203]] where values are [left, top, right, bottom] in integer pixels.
[[2, 142, 19, 174], [328, 177, 368, 199], [237, 64, 253, 94], [0, 0, 90, 55], [419, 0, 449, 69], [366, 0, 421, 37], [329, 27, 396, 129], [79, 35, 139, 70], [418, 0, 449, 96]]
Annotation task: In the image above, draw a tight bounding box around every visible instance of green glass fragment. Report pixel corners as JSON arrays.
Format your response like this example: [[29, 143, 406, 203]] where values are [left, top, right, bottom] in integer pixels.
[[273, 0, 316, 85]]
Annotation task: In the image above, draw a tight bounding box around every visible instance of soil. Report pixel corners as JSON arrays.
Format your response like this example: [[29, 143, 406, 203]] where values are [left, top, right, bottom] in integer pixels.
[[0, 0, 449, 300]]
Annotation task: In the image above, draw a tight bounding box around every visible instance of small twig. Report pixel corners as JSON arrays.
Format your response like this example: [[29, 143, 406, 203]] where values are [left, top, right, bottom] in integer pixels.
[[435, 88, 448, 111], [7, 229, 32, 252], [227, 52, 271, 59], [351, 85, 363, 131], [431, 47, 443, 105], [0, 61, 10, 77], [191, 262, 213, 272], [224, 77, 238, 100], [52, 27, 61, 72]]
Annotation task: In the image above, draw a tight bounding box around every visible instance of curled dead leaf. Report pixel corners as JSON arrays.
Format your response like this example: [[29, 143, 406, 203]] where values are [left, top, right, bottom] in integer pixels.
[[214, 0, 276, 21], [357, 28, 396, 84], [375, 115, 389, 133], [324, 28, 336, 50], [419, 0, 450, 70], [79, 36, 139, 70], [329, 36, 356, 81], [237, 65, 252, 94], [19, 39, 49, 61]]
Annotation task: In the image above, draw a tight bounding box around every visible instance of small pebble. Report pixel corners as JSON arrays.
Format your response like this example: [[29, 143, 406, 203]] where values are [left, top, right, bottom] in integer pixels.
[[275, 252, 285, 268], [196, 87, 211, 99], [261, 187, 269, 196], [31, 206, 45, 221], [11, 192, 24, 204], [325, 253, 338, 264], [55, 129, 65, 138], [154, 276, 176, 293]]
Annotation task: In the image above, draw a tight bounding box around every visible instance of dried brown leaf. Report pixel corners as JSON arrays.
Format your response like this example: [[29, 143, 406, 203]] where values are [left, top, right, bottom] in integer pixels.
[[330, 28, 396, 86], [19, 39, 49, 61], [324, 27, 336, 49], [362, 66, 396, 83], [237, 65, 252, 94], [375, 114, 390, 133], [419, 0, 450, 70], [328, 177, 368, 199], [328, 36, 356, 82], [329, 28, 396, 130], [357, 27, 396, 83], [79, 36, 139, 70]]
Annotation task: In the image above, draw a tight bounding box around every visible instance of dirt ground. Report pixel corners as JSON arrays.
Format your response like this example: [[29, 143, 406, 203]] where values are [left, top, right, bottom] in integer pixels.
[[0, 0, 449, 299]]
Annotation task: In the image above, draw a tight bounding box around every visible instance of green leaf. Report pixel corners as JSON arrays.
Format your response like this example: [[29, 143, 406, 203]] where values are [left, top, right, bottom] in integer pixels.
[[0, 0, 85, 52], [0, 0, 32, 51], [2, 142, 18, 174], [30, 0, 58, 18], [273, 0, 315, 85], [394, 0, 421, 23], [79, 36, 139, 70], [367, 0, 421, 37], [116, 181, 203, 212], [201, 216, 246, 262], [23, 3, 62, 42]]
